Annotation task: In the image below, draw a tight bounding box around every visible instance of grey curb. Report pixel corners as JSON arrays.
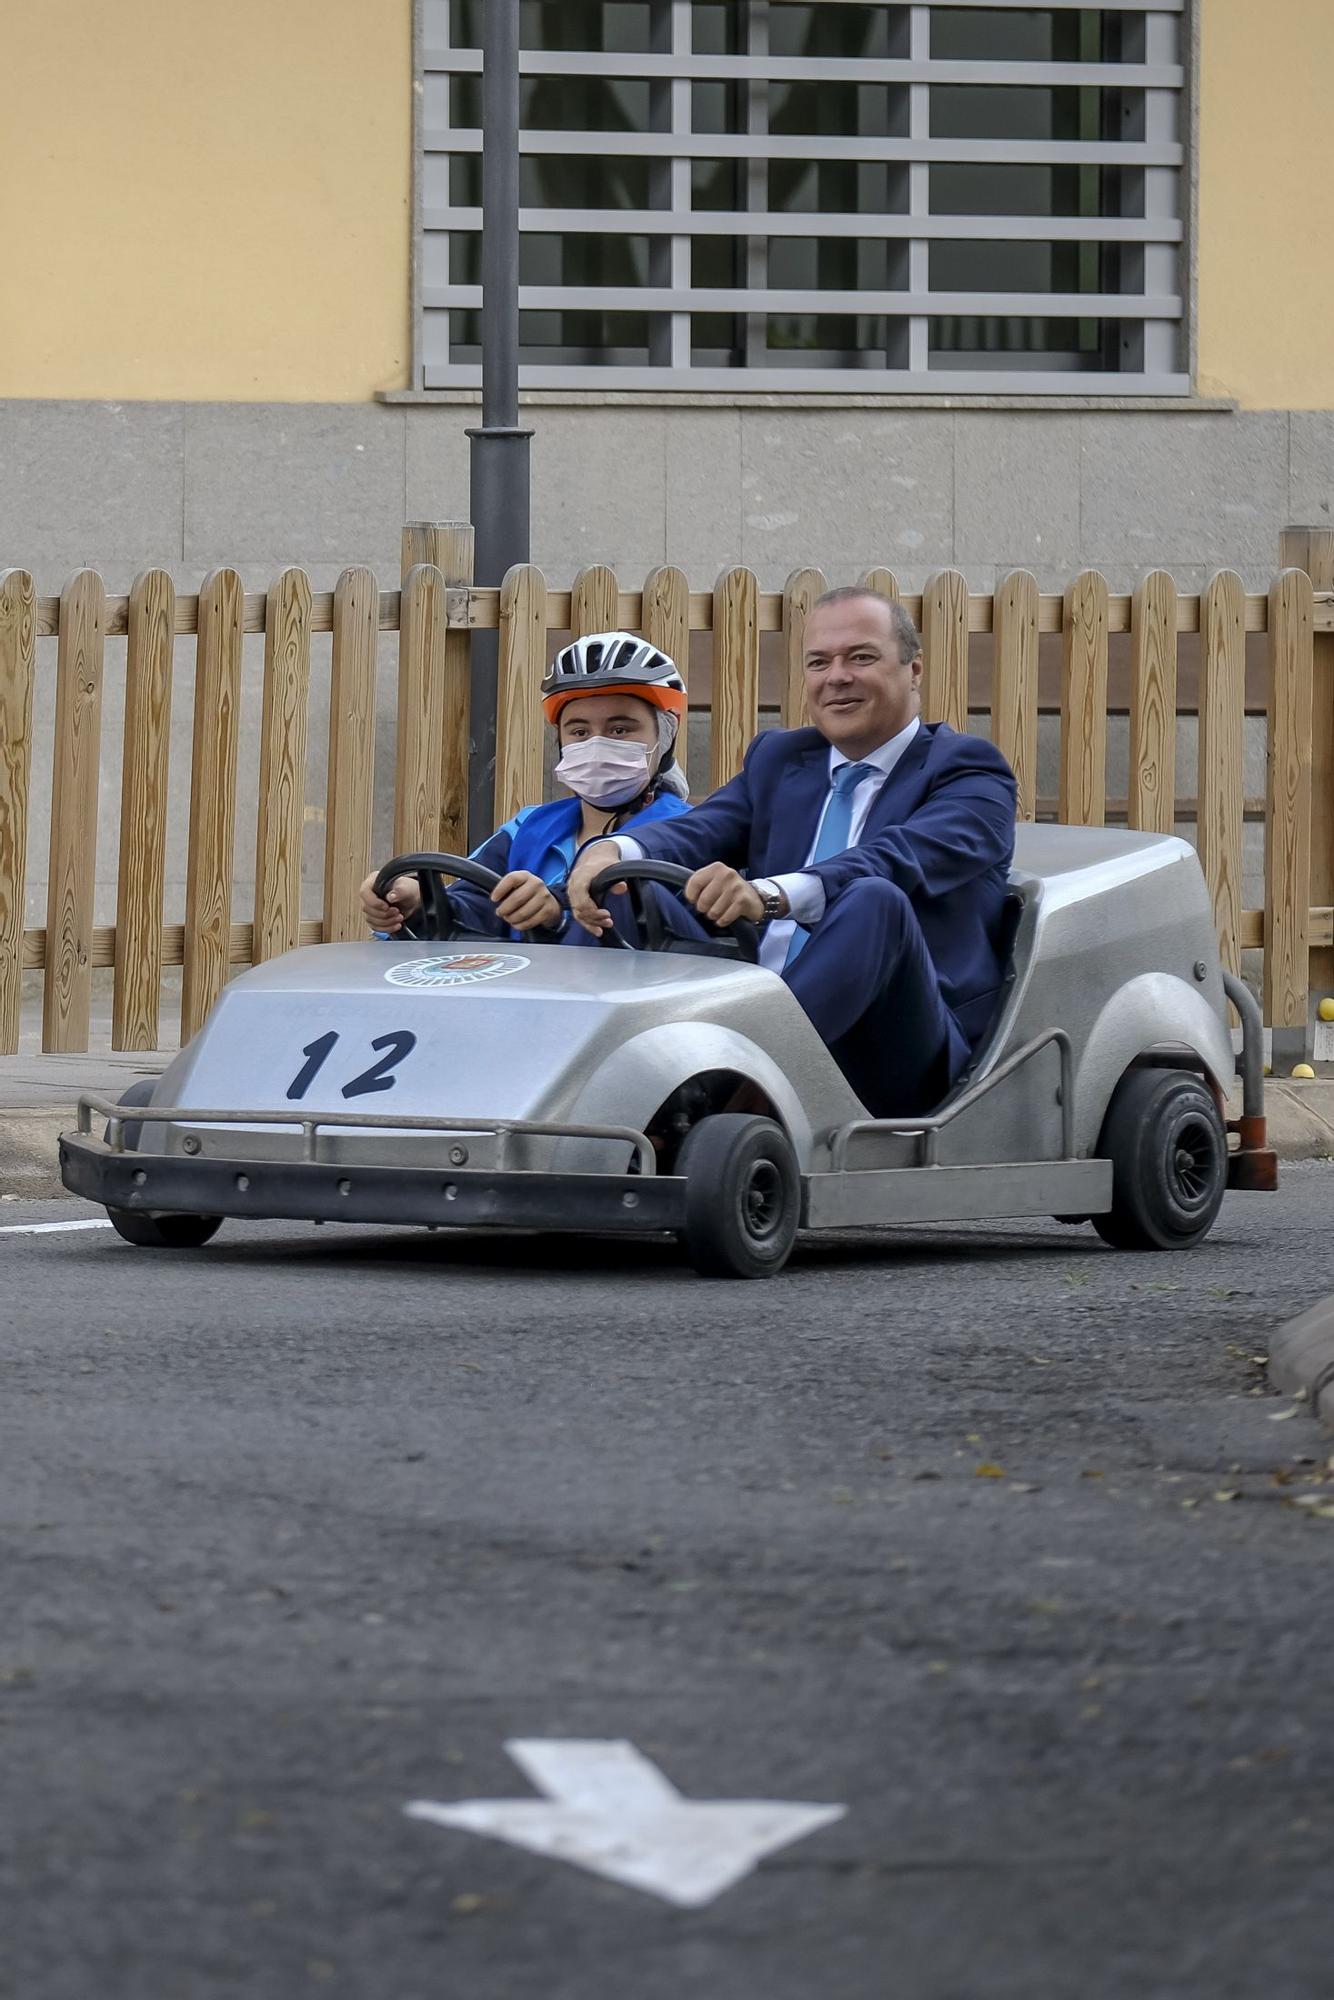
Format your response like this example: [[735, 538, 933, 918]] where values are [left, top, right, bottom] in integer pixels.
[[0, 1112, 78, 1201], [1269, 1297, 1334, 1431]]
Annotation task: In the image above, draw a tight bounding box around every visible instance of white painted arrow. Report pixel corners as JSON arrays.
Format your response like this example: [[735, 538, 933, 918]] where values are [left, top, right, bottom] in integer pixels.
[[405, 1738, 845, 1909]]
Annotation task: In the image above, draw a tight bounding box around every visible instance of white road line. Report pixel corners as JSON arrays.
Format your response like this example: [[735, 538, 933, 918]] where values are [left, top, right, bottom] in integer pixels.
[[0, 1219, 113, 1236], [406, 1738, 846, 1909]]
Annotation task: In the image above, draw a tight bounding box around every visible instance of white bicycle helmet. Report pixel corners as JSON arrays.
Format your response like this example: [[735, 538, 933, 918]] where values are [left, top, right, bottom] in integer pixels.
[[541, 631, 687, 723]]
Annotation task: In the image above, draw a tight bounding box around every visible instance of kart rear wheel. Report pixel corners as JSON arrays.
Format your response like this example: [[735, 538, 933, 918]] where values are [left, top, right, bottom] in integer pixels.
[[675, 1113, 799, 1279], [106, 1208, 223, 1249], [1092, 1066, 1227, 1252]]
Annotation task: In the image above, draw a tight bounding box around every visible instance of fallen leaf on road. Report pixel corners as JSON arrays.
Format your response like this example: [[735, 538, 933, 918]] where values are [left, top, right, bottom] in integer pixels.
[[1213, 1490, 1241, 1503], [1080, 1468, 1105, 1480], [974, 1463, 1006, 1479], [1009, 1482, 1042, 1494], [1269, 1407, 1300, 1421]]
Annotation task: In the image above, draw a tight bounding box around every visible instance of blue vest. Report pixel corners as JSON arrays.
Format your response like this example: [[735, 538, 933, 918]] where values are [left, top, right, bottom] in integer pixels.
[[501, 790, 688, 883]]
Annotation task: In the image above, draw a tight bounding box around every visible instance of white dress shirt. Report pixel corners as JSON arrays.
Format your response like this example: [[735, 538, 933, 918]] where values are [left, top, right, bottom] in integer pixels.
[[615, 716, 920, 974]]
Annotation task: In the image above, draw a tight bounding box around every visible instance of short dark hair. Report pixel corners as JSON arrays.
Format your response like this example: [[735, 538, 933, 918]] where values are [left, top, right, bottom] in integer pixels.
[[810, 586, 921, 664]]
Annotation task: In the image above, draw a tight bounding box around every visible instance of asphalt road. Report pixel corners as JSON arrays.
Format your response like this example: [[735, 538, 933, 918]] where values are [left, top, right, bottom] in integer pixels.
[[6, 1172, 1334, 2000]]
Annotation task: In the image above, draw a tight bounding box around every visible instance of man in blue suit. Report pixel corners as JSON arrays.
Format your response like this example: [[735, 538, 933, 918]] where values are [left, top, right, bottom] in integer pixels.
[[566, 587, 1018, 1117]]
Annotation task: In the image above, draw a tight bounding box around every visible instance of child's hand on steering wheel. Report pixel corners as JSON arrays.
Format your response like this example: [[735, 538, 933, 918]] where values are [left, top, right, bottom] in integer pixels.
[[360, 872, 421, 933], [491, 870, 562, 931]]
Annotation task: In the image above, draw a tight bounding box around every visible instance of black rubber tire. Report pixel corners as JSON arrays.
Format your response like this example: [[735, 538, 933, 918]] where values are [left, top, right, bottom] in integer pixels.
[[106, 1208, 223, 1248], [675, 1113, 800, 1279], [1092, 1066, 1228, 1252]]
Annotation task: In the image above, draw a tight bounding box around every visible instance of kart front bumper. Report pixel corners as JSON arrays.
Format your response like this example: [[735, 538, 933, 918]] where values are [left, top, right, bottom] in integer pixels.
[[58, 1132, 687, 1234]]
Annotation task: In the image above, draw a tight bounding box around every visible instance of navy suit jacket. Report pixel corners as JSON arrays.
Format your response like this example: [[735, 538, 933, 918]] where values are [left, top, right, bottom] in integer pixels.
[[629, 721, 1018, 1048]]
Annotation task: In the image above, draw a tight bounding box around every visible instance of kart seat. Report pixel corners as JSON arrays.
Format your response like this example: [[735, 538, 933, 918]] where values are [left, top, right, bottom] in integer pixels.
[[932, 880, 1034, 1110]]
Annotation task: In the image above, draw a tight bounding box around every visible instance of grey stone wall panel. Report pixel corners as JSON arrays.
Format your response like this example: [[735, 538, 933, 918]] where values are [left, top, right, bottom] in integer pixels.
[[0, 401, 185, 590], [1288, 413, 1334, 534], [182, 403, 408, 570], [954, 413, 1082, 574], [1079, 410, 1290, 585], [739, 410, 955, 583], [666, 410, 743, 580]]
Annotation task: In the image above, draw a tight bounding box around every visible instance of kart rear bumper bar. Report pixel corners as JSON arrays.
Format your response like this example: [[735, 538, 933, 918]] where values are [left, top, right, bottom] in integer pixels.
[[59, 1133, 686, 1234]]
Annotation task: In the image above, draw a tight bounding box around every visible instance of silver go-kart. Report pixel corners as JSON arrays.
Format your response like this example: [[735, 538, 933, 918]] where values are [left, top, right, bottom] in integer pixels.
[[60, 826, 1277, 1278]]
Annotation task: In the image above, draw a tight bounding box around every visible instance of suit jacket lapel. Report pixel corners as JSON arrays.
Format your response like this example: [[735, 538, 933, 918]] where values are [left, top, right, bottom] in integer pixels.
[[861, 723, 934, 837], [765, 742, 831, 874]]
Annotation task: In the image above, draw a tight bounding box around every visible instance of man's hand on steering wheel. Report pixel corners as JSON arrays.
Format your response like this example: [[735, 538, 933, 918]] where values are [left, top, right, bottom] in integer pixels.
[[685, 862, 783, 929], [568, 840, 625, 936], [360, 871, 421, 934]]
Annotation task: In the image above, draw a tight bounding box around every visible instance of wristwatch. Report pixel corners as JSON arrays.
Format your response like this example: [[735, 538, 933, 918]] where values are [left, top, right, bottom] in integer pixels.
[[753, 879, 787, 924]]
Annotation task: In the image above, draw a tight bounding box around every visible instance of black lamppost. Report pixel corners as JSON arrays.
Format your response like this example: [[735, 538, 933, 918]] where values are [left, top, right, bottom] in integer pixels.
[[467, 0, 531, 839]]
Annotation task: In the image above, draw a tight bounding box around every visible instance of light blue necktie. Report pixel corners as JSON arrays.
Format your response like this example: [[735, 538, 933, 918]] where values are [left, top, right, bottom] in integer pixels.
[[783, 760, 878, 967]]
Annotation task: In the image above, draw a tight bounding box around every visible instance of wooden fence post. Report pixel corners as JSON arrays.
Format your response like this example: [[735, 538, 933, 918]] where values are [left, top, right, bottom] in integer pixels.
[[571, 564, 619, 639], [711, 567, 759, 790], [180, 568, 243, 1041], [642, 566, 690, 782], [859, 566, 901, 604], [113, 570, 176, 1047], [323, 566, 379, 944], [1197, 570, 1246, 984], [1263, 564, 1314, 1059], [401, 523, 473, 854], [921, 569, 969, 732], [494, 565, 548, 826], [1058, 570, 1109, 827], [394, 564, 447, 855], [1280, 527, 1334, 1027], [44, 570, 106, 1052], [0, 570, 35, 1054], [252, 567, 313, 965], [991, 570, 1038, 820], [1128, 570, 1178, 835], [782, 569, 827, 733]]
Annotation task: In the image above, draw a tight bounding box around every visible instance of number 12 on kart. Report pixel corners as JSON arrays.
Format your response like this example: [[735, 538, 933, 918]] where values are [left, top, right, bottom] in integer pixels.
[[286, 1029, 418, 1102]]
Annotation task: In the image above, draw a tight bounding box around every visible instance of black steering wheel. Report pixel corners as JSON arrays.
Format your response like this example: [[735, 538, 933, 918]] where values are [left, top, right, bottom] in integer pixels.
[[372, 851, 506, 942], [588, 859, 760, 964]]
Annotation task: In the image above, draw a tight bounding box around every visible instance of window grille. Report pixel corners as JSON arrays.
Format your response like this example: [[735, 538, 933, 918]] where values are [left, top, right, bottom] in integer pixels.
[[418, 1, 1188, 393]]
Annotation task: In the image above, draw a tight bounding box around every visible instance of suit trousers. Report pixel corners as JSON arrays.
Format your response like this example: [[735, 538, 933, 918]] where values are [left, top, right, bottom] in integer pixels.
[[612, 876, 970, 1117]]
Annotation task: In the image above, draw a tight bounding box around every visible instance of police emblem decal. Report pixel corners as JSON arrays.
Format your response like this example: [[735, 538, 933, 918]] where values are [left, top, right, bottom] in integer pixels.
[[384, 952, 531, 989]]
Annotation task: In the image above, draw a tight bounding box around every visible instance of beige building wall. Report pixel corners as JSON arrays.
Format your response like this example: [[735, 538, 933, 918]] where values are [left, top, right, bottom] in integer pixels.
[[1197, 0, 1334, 410], [0, 0, 412, 403], [2, 0, 1331, 413]]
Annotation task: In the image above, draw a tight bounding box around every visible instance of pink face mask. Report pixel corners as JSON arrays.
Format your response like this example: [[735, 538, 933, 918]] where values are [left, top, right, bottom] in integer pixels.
[[554, 736, 652, 807]]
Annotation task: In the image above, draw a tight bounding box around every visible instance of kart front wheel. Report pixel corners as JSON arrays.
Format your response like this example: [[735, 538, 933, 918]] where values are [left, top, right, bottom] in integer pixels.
[[1092, 1067, 1227, 1251], [106, 1208, 223, 1249], [675, 1113, 800, 1279]]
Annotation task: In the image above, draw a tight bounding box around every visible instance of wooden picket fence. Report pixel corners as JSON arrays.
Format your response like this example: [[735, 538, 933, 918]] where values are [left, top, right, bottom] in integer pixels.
[[0, 520, 1331, 1057]]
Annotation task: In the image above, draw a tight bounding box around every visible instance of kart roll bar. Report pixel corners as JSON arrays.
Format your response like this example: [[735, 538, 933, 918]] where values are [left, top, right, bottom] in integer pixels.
[[827, 1029, 1075, 1172], [1221, 968, 1278, 1191], [1222, 969, 1263, 1121], [75, 1093, 657, 1177]]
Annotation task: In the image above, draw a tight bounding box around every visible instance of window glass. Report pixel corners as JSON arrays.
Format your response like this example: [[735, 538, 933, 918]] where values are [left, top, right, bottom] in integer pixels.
[[930, 240, 1120, 296], [423, 0, 1186, 388], [450, 1, 655, 51], [769, 4, 907, 60], [449, 75, 653, 132]]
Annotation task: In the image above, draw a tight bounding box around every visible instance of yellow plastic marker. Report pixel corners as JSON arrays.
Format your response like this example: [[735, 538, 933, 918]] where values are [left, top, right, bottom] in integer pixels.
[[1319, 997, 1334, 1023], [1292, 1063, 1316, 1080]]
